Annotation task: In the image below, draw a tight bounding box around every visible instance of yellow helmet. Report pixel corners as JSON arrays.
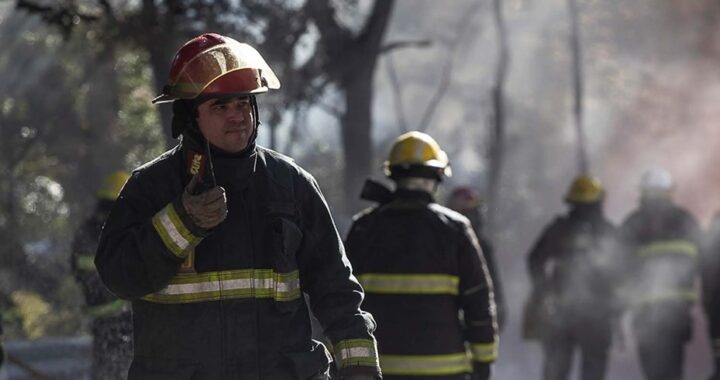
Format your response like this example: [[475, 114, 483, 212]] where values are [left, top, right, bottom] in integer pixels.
[[564, 175, 604, 204], [97, 171, 130, 201], [383, 131, 452, 179]]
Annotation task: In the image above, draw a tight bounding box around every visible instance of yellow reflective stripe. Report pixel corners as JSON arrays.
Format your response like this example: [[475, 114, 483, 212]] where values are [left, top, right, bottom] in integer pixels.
[[636, 289, 698, 304], [471, 342, 498, 362], [636, 240, 698, 258], [357, 273, 459, 295], [88, 299, 128, 318], [142, 269, 300, 303], [152, 203, 202, 258], [76, 255, 96, 271], [334, 339, 379, 369], [380, 353, 471, 375]]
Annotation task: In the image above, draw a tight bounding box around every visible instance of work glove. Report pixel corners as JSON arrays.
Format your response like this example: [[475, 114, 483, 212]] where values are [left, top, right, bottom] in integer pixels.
[[181, 174, 227, 230], [338, 366, 381, 380], [473, 362, 492, 380]]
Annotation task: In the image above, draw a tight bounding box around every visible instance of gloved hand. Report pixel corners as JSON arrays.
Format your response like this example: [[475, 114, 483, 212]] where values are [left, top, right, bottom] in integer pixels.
[[181, 174, 227, 230], [473, 362, 492, 380]]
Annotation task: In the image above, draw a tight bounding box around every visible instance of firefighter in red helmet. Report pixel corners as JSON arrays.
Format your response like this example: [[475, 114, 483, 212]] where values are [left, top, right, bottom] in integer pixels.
[[96, 33, 380, 379], [447, 186, 506, 330], [346, 131, 499, 379]]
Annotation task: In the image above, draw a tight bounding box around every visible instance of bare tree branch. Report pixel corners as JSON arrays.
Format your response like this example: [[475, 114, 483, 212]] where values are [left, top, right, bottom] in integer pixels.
[[417, 0, 483, 132], [568, 0, 589, 174], [384, 53, 408, 132]]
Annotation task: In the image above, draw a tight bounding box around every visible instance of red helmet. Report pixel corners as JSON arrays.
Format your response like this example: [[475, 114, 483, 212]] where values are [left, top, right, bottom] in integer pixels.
[[447, 187, 483, 211], [152, 33, 280, 104]]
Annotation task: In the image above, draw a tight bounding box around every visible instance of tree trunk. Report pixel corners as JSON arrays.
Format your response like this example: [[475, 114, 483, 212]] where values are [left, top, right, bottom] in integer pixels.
[[341, 66, 374, 212], [487, 0, 509, 236]]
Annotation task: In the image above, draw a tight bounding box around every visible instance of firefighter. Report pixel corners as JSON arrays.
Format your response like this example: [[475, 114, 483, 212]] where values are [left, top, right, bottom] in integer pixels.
[[620, 168, 701, 380], [446, 187, 506, 330], [345, 131, 499, 380], [524, 175, 619, 380], [703, 212, 720, 380], [95, 33, 380, 379], [71, 170, 133, 380], [0, 318, 4, 371]]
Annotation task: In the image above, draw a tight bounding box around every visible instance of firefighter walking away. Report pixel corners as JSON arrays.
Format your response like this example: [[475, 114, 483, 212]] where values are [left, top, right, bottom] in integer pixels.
[[523, 175, 621, 380], [619, 168, 701, 380], [345, 131, 499, 379]]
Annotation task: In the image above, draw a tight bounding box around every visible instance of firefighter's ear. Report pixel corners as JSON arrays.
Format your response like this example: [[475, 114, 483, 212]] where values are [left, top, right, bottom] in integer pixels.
[[171, 100, 196, 138]]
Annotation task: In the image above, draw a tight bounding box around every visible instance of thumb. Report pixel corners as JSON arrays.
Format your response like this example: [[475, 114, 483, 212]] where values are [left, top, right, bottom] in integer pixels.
[[186, 174, 204, 195]]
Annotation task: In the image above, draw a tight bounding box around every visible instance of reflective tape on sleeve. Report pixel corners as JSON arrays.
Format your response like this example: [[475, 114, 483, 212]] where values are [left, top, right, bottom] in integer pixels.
[[142, 269, 300, 303], [151, 203, 203, 258], [380, 352, 472, 376], [357, 273, 459, 295], [76, 255, 96, 271], [471, 342, 498, 363], [636, 240, 698, 258], [334, 339, 379, 369]]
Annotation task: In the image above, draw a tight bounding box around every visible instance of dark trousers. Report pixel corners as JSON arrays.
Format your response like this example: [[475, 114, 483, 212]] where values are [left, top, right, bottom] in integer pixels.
[[633, 306, 691, 380], [92, 310, 133, 380], [541, 318, 611, 380]]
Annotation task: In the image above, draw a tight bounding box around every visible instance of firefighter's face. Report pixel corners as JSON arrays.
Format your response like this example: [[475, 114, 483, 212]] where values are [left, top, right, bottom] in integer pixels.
[[196, 96, 254, 153]]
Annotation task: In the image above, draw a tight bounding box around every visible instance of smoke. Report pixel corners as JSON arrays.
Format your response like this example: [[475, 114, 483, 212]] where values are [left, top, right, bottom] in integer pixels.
[[375, 0, 720, 378]]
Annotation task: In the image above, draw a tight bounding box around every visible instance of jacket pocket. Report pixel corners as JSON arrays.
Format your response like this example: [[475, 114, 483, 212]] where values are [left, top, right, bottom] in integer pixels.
[[270, 216, 303, 270], [268, 216, 304, 313]]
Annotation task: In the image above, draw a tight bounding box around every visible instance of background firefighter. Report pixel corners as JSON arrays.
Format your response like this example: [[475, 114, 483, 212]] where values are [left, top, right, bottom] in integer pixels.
[[95, 33, 380, 379], [523, 175, 620, 380], [703, 212, 720, 380], [345, 131, 499, 380], [71, 170, 133, 380], [619, 168, 701, 380], [446, 186, 506, 331]]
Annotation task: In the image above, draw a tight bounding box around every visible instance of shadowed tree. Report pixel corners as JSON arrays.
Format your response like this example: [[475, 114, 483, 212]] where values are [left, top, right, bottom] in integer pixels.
[[308, 0, 395, 212]]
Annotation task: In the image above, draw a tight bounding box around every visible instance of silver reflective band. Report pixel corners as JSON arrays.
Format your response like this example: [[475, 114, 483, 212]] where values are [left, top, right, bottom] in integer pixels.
[[338, 347, 373, 361], [159, 211, 190, 250], [156, 277, 298, 296], [142, 269, 300, 303]]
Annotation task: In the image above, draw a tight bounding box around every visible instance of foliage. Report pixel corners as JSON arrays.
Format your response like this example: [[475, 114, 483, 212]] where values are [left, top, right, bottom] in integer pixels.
[[0, 12, 164, 339]]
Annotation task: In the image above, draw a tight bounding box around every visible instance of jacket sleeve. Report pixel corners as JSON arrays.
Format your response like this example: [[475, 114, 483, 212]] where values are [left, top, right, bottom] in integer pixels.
[[457, 221, 499, 366], [95, 171, 207, 299], [478, 236, 506, 331], [295, 174, 381, 377], [527, 219, 561, 287], [702, 218, 720, 354]]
